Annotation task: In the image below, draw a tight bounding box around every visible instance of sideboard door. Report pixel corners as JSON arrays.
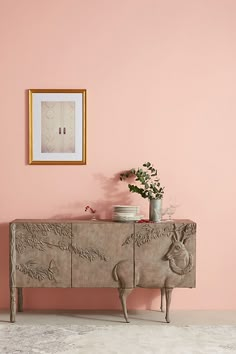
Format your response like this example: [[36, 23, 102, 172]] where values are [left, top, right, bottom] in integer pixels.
[[13, 222, 72, 287], [134, 221, 196, 289], [72, 222, 134, 287]]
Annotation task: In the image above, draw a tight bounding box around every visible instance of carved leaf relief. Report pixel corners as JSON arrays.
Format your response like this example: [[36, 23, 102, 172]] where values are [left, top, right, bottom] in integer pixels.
[[16, 259, 58, 282], [123, 223, 196, 248], [69, 244, 107, 262], [122, 224, 173, 247], [15, 223, 107, 262], [23, 223, 72, 237]]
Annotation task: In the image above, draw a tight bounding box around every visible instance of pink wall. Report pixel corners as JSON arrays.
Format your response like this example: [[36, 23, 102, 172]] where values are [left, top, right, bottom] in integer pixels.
[[1, 0, 236, 310]]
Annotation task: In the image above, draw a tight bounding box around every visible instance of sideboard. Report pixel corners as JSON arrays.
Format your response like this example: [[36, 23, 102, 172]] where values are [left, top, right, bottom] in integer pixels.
[[9, 219, 196, 323]]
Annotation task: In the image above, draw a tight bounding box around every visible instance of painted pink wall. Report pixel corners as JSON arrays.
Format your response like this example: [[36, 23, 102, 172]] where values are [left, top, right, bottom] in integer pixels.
[[1, 0, 236, 311]]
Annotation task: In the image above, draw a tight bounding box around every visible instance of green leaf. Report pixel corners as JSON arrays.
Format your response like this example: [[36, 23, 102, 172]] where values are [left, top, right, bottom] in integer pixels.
[[120, 161, 164, 200]]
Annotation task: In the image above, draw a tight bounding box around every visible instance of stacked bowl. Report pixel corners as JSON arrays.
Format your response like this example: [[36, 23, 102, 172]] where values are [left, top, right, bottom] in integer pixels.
[[112, 205, 141, 222]]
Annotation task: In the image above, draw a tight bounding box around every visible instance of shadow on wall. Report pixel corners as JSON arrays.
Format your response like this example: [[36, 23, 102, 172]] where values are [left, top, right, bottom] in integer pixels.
[[1, 215, 161, 312], [51, 173, 135, 220]]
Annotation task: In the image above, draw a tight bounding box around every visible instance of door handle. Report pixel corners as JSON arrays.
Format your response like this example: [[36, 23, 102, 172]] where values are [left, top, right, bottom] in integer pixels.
[[63, 127, 66, 134], [59, 127, 61, 134]]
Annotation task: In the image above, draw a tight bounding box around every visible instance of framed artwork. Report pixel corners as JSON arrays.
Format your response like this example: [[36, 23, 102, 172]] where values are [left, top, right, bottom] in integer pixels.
[[29, 89, 86, 165]]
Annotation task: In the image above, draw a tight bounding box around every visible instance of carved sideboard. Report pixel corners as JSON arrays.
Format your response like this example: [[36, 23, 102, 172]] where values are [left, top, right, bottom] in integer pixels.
[[9, 219, 196, 323]]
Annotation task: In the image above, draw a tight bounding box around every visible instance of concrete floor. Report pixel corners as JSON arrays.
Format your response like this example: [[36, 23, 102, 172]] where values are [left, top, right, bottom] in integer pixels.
[[1, 310, 236, 326]]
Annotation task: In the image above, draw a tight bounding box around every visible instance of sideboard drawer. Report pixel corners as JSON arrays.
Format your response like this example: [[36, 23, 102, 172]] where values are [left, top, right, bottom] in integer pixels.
[[71, 222, 134, 287], [134, 222, 196, 288], [14, 223, 72, 287]]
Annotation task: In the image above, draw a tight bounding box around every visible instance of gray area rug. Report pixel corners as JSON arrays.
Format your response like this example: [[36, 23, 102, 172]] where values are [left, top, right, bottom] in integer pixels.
[[0, 324, 236, 354]]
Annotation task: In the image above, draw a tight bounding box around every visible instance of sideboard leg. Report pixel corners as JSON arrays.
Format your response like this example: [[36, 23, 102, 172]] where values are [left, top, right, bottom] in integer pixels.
[[118, 288, 133, 323], [160, 288, 165, 312], [165, 287, 173, 323], [10, 287, 16, 323], [17, 288, 23, 312]]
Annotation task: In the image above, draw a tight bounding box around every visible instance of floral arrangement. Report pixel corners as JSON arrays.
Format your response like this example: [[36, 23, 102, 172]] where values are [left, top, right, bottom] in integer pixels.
[[120, 161, 164, 200]]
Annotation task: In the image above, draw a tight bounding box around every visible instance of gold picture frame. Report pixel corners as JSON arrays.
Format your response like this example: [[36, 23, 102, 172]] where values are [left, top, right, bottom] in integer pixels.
[[29, 89, 86, 165]]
